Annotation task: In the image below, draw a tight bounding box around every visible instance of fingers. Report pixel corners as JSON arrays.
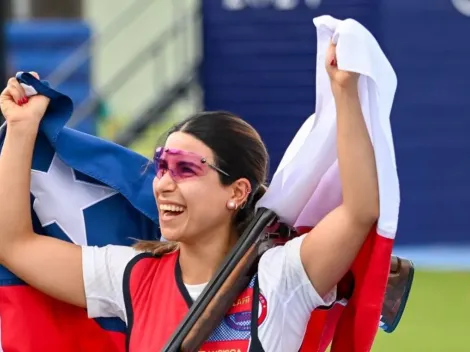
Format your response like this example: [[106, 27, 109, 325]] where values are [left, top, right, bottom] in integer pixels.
[[6, 77, 28, 105], [327, 41, 337, 67], [1, 71, 40, 106], [0, 86, 11, 103], [29, 71, 40, 80], [6, 78, 25, 105]]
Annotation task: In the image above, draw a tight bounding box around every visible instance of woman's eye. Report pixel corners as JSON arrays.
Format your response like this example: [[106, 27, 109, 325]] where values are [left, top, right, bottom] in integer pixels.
[[179, 166, 196, 175]]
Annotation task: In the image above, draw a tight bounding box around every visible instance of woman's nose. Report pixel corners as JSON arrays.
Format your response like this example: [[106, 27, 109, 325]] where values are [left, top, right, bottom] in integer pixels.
[[153, 170, 177, 195]]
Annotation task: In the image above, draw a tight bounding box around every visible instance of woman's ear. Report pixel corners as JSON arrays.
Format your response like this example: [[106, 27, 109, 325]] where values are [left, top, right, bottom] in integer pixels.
[[230, 178, 252, 208]]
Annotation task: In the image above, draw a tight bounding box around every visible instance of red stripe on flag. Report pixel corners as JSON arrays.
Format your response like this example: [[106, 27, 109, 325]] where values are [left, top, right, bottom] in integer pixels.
[[298, 226, 394, 352], [0, 286, 125, 352]]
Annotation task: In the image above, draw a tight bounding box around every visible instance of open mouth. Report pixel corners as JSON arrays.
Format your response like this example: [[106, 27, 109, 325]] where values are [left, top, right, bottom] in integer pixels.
[[160, 204, 185, 220]]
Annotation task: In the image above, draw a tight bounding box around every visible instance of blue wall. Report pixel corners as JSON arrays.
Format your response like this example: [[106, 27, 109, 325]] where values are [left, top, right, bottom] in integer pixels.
[[6, 20, 95, 135], [200, 0, 470, 247]]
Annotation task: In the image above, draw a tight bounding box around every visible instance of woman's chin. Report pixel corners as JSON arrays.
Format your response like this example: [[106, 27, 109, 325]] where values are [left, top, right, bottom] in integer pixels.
[[160, 229, 183, 242]]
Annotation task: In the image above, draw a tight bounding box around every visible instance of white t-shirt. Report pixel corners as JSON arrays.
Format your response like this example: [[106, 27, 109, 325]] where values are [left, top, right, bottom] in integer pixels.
[[82, 234, 336, 352]]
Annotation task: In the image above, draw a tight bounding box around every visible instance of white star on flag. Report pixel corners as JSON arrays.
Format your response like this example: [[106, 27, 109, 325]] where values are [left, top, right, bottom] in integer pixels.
[[30, 154, 118, 245]]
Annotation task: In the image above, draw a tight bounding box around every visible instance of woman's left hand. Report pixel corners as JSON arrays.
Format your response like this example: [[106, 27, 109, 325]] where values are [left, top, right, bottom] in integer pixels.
[[325, 42, 359, 93]]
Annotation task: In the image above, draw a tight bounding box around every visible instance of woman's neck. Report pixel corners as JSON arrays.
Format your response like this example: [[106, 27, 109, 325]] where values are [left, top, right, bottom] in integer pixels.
[[178, 227, 238, 285]]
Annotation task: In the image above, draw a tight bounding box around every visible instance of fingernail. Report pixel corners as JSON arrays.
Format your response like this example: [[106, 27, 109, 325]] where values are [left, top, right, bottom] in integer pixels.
[[24, 97, 29, 104], [330, 59, 337, 66]]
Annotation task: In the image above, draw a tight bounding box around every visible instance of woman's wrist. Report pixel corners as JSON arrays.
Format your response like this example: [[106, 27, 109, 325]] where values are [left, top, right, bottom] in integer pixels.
[[331, 82, 359, 101], [332, 86, 361, 114], [5, 120, 40, 137]]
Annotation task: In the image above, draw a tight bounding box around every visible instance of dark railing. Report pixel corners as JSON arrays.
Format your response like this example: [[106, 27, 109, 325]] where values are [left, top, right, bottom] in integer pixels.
[[42, 0, 202, 144], [67, 7, 201, 133]]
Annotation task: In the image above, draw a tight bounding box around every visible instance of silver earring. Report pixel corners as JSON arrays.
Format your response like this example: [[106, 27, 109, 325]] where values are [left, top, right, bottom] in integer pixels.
[[227, 200, 237, 210]]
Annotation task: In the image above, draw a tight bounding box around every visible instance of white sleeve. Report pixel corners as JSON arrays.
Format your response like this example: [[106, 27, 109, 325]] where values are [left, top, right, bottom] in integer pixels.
[[258, 234, 337, 349], [259, 234, 337, 306], [81, 245, 140, 324]]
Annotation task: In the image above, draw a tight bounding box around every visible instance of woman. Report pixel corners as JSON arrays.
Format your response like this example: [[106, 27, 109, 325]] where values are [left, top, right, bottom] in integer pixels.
[[0, 43, 379, 351]]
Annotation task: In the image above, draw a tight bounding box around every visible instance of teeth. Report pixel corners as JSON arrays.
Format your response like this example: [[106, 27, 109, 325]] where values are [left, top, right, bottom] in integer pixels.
[[160, 204, 185, 212]]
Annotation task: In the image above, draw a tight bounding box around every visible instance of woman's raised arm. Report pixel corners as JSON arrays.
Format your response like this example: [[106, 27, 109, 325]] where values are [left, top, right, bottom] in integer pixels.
[[0, 74, 86, 308], [300, 43, 380, 298]]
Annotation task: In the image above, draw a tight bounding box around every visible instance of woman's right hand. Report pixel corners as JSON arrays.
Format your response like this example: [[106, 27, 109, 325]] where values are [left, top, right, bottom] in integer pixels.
[[0, 72, 50, 129]]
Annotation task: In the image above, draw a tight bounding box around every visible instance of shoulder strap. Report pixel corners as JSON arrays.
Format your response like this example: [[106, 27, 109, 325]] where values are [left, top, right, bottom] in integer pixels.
[[122, 252, 159, 352], [249, 275, 265, 352]]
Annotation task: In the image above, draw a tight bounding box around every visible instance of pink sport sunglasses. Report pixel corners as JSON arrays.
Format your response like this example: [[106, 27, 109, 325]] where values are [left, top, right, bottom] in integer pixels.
[[153, 147, 230, 181]]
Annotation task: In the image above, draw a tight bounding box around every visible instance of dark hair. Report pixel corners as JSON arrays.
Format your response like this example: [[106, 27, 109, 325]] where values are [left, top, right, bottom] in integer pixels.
[[134, 111, 269, 255]]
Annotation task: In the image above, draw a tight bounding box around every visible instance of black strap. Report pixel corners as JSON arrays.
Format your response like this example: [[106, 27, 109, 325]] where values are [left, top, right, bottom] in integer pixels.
[[122, 253, 157, 352], [249, 275, 264, 352]]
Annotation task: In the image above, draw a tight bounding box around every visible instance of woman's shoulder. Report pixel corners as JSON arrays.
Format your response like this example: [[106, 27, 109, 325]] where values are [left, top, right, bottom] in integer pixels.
[[82, 244, 142, 269], [94, 244, 142, 256], [93, 243, 179, 264], [257, 234, 309, 292], [259, 234, 306, 263]]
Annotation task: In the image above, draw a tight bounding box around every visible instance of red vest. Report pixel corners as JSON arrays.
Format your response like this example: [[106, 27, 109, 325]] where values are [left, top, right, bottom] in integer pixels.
[[123, 251, 265, 352]]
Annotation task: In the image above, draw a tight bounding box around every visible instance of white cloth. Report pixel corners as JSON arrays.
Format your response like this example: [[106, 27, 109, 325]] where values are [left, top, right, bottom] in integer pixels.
[[257, 15, 399, 239], [82, 235, 336, 352]]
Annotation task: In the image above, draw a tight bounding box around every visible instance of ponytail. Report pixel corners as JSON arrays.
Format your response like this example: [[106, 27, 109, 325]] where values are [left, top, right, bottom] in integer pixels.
[[234, 184, 267, 235], [133, 239, 179, 256]]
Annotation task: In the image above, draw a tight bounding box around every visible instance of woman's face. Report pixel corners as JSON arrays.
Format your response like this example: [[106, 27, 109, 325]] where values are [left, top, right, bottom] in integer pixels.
[[153, 132, 234, 244]]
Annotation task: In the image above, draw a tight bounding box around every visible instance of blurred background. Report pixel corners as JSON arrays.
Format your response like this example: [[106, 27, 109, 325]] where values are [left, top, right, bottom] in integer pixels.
[[1, 0, 469, 350]]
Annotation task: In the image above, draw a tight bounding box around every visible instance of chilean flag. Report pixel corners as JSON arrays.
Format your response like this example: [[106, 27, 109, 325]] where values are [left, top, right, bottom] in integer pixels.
[[257, 16, 399, 352], [0, 72, 160, 351]]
